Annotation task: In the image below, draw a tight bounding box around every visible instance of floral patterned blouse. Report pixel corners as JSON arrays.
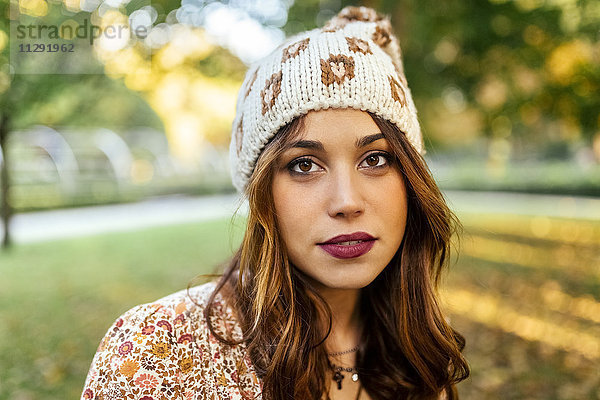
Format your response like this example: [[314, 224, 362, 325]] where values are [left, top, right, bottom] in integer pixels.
[[82, 281, 451, 400], [81, 281, 263, 400]]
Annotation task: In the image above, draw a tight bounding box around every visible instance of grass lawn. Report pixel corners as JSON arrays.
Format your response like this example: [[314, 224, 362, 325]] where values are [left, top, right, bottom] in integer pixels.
[[0, 217, 245, 400], [0, 213, 598, 399], [445, 213, 600, 400]]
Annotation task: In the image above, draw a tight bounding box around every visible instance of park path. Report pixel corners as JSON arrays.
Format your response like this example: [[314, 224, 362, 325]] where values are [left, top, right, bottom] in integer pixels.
[[2, 193, 247, 244], [1, 190, 599, 244]]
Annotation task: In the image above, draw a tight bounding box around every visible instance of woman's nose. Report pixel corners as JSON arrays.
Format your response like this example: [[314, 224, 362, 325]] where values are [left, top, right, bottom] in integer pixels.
[[327, 169, 364, 218]]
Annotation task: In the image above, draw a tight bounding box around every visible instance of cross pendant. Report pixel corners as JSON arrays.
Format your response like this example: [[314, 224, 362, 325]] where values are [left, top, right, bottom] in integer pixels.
[[333, 370, 344, 390]]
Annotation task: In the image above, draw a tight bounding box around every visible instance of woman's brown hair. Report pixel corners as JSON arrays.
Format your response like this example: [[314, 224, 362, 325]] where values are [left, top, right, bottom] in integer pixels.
[[203, 111, 470, 399]]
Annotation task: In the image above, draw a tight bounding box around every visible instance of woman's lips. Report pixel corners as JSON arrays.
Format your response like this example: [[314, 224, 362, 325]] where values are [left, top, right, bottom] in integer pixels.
[[317, 239, 376, 259]]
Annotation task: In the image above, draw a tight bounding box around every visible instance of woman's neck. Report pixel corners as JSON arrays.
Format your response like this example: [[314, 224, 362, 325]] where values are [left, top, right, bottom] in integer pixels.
[[317, 286, 363, 353]]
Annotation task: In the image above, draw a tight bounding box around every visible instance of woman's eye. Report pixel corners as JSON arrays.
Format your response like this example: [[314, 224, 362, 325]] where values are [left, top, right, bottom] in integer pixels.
[[360, 153, 389, 169], [288, 158, 320, 174]]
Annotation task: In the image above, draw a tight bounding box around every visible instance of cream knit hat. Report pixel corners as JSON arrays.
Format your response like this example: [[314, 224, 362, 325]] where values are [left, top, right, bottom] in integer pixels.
[[229, 6, 423, 193]]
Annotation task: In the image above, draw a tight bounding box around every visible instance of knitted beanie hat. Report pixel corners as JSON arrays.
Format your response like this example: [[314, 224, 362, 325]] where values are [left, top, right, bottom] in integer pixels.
[[229, 6, 423, 193]]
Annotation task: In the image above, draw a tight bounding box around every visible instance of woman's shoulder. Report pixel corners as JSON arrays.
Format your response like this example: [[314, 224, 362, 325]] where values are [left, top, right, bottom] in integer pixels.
[[103, 280, 242, 338], [94, 281, 222, 340], [81, 281, 261, 400], [126, 280, 219, 318]]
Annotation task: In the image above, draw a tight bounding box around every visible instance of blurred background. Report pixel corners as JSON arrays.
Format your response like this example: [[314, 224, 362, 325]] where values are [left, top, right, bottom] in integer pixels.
[[0, 0, 599, 399]]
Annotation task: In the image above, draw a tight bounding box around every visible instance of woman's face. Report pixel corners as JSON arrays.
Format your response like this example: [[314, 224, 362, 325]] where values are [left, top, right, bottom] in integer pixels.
[[272, 108, 408, 291]]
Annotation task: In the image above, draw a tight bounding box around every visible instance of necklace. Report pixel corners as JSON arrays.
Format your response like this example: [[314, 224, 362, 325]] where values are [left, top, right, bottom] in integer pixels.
[[329, 361, 359, 390], [327, 344, 359, 356]]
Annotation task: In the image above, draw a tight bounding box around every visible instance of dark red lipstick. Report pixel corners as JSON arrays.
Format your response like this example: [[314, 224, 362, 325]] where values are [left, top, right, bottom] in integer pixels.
[[317, 232, 376, 259]]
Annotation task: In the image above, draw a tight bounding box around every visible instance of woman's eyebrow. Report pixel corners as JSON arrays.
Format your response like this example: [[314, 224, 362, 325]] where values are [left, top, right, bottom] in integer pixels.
[[289, 133, 385, 150], [356, 133, 385, 148], [289, 139, 324, 150]]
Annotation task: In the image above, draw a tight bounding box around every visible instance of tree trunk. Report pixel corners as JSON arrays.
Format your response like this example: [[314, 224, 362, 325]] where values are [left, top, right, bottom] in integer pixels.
[[0, 113, 12, 249]]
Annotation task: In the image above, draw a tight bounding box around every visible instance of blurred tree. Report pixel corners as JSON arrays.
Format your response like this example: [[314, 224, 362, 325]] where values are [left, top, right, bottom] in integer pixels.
[[0, 113, 9, 247], [94, 22, 246, 166], [0, 0, 164, 247], [389, 0, 599, 160], [0, 1, 163, 128]]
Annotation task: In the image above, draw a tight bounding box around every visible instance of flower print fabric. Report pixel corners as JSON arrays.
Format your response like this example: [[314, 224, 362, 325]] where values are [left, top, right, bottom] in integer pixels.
[[82, 281, 452, 400], [81, 281, 262, 400]]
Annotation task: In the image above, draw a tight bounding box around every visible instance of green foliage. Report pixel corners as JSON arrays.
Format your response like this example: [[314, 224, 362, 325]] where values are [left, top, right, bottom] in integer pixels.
[[0, 0, 163, 131], [194, 45, 247, 81], [399, 0, 598, 146], [5, 74, 163, 130], [0, 0, 247, 134]]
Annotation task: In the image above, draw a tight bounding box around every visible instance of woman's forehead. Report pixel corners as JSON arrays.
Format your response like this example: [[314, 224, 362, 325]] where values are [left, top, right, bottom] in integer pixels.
[[303, 108, 378, 131], [292, 109, 384, 145]]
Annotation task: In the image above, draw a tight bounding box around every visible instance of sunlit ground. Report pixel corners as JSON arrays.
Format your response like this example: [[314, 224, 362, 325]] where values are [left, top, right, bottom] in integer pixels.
[[0, 212, 598, 399], [444, 213, 600, 400]]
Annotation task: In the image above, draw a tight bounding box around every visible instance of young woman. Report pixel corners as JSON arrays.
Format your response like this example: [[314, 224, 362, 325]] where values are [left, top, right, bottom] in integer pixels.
[[81, 6, 469, 400]]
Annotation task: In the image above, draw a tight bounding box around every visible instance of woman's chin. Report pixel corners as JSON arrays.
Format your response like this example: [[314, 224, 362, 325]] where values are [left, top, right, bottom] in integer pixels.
[[309, 271, 379, 291]]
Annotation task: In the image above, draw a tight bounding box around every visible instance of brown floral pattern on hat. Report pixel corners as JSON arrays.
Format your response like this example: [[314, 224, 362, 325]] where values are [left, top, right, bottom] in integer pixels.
[[338, 6, 382, 22], [321, 54, 355, 86], [321, 26, 338, 33], [322, 6, 383, 32], [281, 38, 310, 63], [261, 71, 282, 115], [373, 24, 392, 47], [244, 69, 258, 98], [321, 6, 385, 32], [346, 37, 372, 55], [235, 117, 244, 155], [389, 76, 407, 106]]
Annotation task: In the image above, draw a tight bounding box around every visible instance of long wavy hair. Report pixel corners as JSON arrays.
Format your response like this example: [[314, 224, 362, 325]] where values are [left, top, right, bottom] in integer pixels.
[[203, 111, 470, 399]]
